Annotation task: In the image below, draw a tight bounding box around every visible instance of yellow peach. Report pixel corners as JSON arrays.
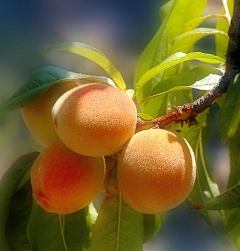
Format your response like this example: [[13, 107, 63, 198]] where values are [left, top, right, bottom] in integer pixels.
[[31, 139, 105, 214], [52, 83, 137, 157], [22, 81, 79, 145], [117, 129, 196, 214]]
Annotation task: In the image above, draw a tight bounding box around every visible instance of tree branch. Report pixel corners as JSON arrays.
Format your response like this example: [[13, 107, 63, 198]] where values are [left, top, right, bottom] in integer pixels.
[[136, 0, 240, 133]]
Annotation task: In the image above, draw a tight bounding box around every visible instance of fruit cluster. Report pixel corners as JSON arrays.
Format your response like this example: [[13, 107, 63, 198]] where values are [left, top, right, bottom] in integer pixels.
[[22, 82, 196, 215]]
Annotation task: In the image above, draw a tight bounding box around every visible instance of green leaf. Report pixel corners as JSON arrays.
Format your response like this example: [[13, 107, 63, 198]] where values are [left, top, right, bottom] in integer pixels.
[[182, 111, 221, 237], [137, 66, 223, 118], [0, 66, 115, 115], [28, 202, 94, 251], [222, 209, 240, 237], [143, 213, 163, 243], [218, 76, 240, 143], [0, 152, 39, 251], [5, 180, 33, 251], [215, 0, 233, 58], [227, 122, 240, 190], [182, 14, 228, 33], [44, 42, 126, 92], [137, 68, 223, 108], [91, 165, 144, 251], [202, 181, 240, 211], [170, 28, 228, 54], [137, 113, 154, 120], [134, 52, 224, 97]]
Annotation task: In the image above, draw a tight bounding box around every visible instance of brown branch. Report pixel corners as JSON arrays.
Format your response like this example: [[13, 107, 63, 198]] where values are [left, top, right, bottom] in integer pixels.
[[136, 0, 240, 133]]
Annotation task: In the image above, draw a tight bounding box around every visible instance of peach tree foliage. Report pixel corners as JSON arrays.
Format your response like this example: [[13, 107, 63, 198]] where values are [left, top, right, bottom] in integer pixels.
[[0, 0, 240, 250]]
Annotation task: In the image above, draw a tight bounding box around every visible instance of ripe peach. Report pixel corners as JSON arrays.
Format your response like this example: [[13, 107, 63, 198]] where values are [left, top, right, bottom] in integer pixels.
[[30, 139, 105, 214], [52, 83, 137, 157], [117, 129, 196, 214], [22, 81, 79, 145]]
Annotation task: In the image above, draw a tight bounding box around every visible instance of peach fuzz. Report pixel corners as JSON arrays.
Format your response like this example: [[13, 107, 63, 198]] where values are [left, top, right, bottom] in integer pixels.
[[52, 83, 137, 157], [117, 129, 196, 214], [21, 81, 79, 146], [31, 139, 105, 214]]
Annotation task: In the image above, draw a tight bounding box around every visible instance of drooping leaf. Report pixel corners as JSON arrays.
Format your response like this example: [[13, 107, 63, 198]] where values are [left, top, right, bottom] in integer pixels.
[[202, 181, 240, 211], [170, 28, 228, 54], [5, 180, 33, 251], [134, 52, 224, 98], [218, 75, 240, 143], [0, 66, 116, 115], [91, 164, 144, 251], [44, 42, 126, 91], [28, 201, 94, 251], [182, 111, 221, 237], [0, 152, 39, 251]]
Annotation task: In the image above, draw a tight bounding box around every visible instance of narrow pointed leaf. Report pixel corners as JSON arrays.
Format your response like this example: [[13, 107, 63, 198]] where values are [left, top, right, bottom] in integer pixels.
[[170, 28, 228, 54], [182, 111, 221, 237], [137, 68, 222, 107], [44, 42, 126, 91], [137, 66, 222, 117], [182, 15, 227, 33], [134, 52, 224, 96], [0, 66, 115, 115]]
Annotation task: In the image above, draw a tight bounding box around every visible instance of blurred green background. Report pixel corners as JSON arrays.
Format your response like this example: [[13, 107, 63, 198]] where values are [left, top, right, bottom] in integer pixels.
[[0, 0, 235, 250]]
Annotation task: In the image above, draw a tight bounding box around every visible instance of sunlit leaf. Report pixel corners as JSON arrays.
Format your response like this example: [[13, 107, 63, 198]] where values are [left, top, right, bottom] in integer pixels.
[[134, 52, 224, 97], [134, 0, 207, 106], [182, 14, 227, 33], [0, 66, 116, 115], [137, 68, 223, 108], [170, 28, 228, 54], [138, 66, 222, 118], [44, 42, 126, 91]]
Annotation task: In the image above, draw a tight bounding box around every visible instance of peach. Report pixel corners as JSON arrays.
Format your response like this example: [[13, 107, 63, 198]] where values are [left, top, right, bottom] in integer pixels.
[[117, 129, 196, 214], [30, 139, 105, 214], [52, 83, 137, 157], [22, 81, 79, 145]]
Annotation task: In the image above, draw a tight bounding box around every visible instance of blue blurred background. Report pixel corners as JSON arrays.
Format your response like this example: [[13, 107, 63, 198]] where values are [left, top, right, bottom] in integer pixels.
[[0, 0, 236, 250]]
